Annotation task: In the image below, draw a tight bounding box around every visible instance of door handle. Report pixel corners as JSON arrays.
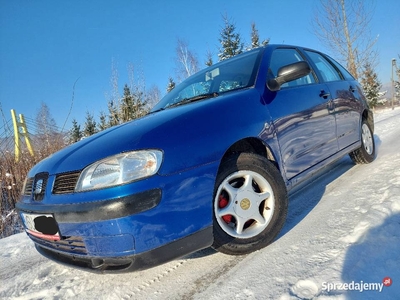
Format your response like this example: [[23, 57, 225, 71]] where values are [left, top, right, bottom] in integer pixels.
[[349, 86, 356, 93], [319, 90, 330, 99]]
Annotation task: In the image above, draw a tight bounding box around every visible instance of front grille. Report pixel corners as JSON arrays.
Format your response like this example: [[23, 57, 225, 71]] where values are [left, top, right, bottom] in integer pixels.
[[29, 234, 87, 255], [23, 178, 34, 196], [53, 172, 80, 194]]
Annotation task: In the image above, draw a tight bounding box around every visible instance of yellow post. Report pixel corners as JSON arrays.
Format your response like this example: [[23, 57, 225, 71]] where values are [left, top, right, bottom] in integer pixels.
[[19, 113, 35, 158], [11, 109, 20, 162], [10, 109, 35, 162]]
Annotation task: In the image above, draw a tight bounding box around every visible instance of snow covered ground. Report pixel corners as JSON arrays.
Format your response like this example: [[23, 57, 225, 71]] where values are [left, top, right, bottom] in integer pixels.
[[1, 107, 399, 300]]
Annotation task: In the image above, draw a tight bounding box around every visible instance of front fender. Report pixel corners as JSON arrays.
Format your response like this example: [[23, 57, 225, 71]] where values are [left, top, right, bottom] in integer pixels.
[[149, 89, 274, 176]]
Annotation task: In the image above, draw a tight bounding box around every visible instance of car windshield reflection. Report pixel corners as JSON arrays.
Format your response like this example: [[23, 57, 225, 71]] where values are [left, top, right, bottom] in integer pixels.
[[152, 48, 263, 111]]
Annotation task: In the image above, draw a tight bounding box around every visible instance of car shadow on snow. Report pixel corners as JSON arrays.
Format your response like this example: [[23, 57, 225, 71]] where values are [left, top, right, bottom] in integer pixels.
[[278, 155, 355, 237], [340, 213, 400, 299], [184, 247, 218, 259], [373, 134, 382, 157]]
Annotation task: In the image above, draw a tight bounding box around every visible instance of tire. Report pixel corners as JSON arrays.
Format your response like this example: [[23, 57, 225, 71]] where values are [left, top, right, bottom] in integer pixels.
[[212, 152, 288, 255], [349, 119, 375, 164]]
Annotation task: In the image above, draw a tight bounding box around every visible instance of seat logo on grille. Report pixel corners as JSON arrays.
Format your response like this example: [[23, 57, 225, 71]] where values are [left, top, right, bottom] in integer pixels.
[[34, 179, 44, 195]]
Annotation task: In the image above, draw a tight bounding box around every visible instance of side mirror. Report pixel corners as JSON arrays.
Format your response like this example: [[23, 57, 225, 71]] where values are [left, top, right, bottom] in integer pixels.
[[267, 61, 311, 92]]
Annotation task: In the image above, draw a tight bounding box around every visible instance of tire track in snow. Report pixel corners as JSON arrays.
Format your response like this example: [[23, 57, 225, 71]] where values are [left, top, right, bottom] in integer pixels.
[[180, 254, 247, 300], [118, 249, 247, 300], [120, 260, 188, 299]]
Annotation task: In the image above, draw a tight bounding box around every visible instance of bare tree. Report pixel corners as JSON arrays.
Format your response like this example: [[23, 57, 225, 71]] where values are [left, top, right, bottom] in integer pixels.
[[110, 58, 120, 104], [35, 102, 63, 153], [127, 61, 147, 98], [313, 0, 378, 79], [146, 85, 161, 109], [175, 38, 199, 82], [106, 58, 120, 127]]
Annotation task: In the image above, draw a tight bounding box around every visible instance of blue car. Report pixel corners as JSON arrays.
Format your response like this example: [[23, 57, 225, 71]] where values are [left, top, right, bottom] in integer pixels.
[[17, 45, 375, 272]]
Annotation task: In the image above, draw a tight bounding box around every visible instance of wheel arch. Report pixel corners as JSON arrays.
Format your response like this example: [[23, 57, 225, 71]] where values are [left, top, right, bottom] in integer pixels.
[[219, 137, 280, 171], [362, 108, 374, 133]]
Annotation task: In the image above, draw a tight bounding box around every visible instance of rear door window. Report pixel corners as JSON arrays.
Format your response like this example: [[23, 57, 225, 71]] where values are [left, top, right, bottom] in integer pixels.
[[305, 51, 342, 82]]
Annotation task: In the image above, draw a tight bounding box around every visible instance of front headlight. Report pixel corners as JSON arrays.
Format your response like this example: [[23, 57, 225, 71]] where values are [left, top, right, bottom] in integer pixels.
[[75, 149, 163, 192]]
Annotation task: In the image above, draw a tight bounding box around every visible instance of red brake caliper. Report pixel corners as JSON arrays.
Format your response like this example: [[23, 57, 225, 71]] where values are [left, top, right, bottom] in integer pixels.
[[218, 194, 232, 223]]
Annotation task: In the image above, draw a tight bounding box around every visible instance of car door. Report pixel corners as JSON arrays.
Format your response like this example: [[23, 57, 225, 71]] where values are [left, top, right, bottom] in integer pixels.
[[304, 50, 361, 150], [265, 47, 338, 180]]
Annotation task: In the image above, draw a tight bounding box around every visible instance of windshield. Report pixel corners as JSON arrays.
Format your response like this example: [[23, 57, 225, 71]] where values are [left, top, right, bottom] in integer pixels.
[[152, 48, 263, 111]]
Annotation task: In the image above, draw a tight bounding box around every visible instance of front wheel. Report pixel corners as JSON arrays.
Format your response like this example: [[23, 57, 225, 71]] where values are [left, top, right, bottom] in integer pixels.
[[349, 119, 375, 164], [212, 153, 288, 255]]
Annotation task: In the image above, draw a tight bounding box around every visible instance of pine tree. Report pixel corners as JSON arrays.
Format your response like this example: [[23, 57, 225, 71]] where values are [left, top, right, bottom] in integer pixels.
[[360, 62, 381, 109], [395, 59, 400, 104], [107, 83, 149, 127], [83, 111, 97, 137], [261, 38, 270, 46], [218, 15, 244, 61], [250, 22, 259, 49], [98, 111, 108, 131], [166, 77, 176, 93], [248, 22, 270, 50], [130, 85, 149, 120], [70, 119, 82, 143], [107, 99, 119, 127], [205, 50, 213, 67], [120, 84, 135, 122]]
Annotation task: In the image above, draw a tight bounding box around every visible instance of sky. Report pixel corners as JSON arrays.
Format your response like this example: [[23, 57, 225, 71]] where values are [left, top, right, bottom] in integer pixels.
[[0, 0, 399, 129]]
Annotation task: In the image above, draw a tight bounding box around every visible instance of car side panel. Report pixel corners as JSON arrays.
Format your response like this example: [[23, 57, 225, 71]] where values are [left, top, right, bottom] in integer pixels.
[[300, 48, 364, 151], [327, 80, 362, 150], [264, 84, 338, 180]]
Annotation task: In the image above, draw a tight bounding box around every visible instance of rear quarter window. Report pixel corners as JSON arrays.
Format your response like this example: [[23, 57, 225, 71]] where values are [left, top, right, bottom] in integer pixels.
[[326, 56, 356, 81]]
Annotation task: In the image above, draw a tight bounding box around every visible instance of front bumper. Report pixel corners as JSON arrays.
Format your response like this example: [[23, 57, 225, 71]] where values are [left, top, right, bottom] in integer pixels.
[[17, 161, 219, 272], [34, 226, 213, 273], [17, 188, 162, 223]]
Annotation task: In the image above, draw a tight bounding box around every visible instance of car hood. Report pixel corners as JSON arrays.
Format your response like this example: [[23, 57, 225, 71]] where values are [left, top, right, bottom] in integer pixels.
[[28, 89, 266, 177], [29, 108, 187, 176]]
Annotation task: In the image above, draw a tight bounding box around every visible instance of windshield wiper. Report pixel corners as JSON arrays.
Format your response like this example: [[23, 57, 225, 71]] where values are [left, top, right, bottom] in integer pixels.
[[148, 107, 165, 114], [167, 92, 219, 109]]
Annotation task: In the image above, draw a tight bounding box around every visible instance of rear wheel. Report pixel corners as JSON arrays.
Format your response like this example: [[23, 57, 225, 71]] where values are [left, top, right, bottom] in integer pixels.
[[349, 119, 375, 164], [212, 153, 288, 255]]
